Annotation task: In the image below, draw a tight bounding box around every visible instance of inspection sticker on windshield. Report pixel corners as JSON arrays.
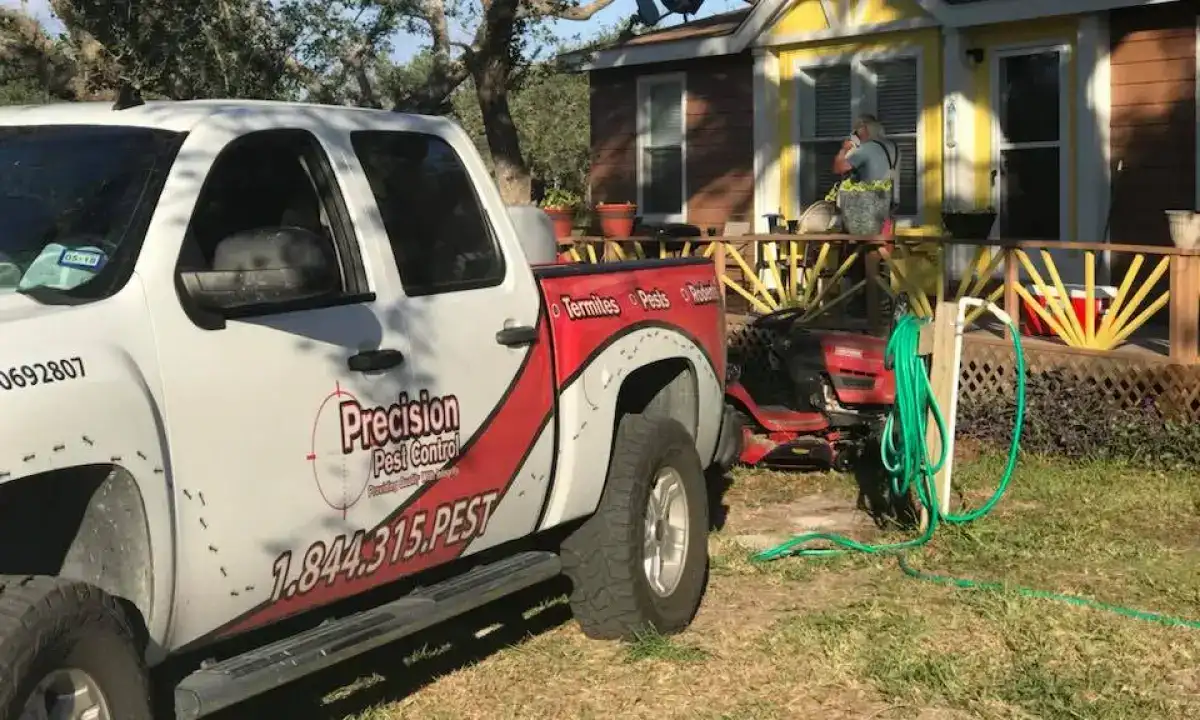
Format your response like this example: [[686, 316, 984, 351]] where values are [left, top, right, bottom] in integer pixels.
[[57, 248, 107, 271]]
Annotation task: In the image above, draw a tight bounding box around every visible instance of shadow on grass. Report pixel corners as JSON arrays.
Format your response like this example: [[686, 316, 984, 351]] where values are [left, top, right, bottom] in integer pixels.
[[706, 466, 735, 532], [850, 448, 921, 531], [201, 577, 574, 720]]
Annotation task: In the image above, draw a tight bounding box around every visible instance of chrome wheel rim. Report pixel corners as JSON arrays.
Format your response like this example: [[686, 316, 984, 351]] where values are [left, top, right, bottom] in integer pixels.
[[643, 465, 690, 597], [19, 668, 111, 720]]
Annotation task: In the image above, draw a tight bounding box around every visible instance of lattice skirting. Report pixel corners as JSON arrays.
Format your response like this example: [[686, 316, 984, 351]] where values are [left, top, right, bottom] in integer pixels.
[[960, 337, 1200, 423], [727, 322, 1200, 423]]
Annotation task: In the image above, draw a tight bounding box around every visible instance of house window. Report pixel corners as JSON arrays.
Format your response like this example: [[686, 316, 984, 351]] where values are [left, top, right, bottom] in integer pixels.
[[637, 74, 686, 221], [795, 54, 921, 219]]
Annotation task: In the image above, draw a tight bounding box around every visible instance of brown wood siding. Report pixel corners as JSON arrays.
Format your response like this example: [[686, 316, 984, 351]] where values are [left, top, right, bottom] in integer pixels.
[[1109, 4, 1196, 249], [588, 53, 756, 233]]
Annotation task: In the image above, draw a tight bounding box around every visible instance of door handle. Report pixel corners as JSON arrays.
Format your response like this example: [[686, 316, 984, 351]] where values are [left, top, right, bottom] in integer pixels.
[[496, 325, 538, 347], [347, 348, 405, 373]]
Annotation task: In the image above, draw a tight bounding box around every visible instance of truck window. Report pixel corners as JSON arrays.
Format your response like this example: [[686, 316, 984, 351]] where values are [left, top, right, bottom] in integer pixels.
[[177, 129, 367, 309], [0, 125, 181, 302], [350, 131, 505, 296]]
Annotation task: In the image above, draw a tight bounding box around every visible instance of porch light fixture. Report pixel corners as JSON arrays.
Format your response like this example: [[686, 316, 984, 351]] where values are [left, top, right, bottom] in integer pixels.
[[965, 48, 984, 64]]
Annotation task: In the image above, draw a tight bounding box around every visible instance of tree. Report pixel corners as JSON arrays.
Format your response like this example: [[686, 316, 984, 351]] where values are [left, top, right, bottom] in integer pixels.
[[387, 49, 590, 200], [0, 7, 84, 103], [283, 0, 639, 203], [1, 0, 644, 203]]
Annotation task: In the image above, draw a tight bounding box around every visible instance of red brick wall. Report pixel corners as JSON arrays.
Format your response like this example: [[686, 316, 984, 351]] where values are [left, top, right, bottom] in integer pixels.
[[588, 53, 755, 232], [1109, 4, 1196, 247]]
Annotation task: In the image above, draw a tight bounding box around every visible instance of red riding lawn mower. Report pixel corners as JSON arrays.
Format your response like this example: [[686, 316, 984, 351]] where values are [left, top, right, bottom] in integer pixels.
[[725, 305, 898, 472]]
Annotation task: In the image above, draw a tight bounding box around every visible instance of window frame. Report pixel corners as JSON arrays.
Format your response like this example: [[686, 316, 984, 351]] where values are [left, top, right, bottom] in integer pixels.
[[636, 72, 688, 224], [174, 128, 374, 328], [348, 129, 508, 298], [793, 47, 924, 226]]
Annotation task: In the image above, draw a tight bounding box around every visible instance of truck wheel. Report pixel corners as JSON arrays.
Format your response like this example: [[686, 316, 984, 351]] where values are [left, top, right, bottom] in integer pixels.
[[0, 577, 151, 720], [561, 414, 709, 640]]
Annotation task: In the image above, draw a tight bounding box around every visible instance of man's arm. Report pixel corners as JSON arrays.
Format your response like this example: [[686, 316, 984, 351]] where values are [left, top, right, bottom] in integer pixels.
[[833, 138, 860, 176]]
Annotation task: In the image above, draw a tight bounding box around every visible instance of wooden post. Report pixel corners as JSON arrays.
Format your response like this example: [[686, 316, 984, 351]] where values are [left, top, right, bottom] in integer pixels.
[[713, 240, 728, 346], [921, 301, 961, 527], [866, 247, 882, 333], [1003, 246, 1020, 325], [1169, 253, 1200, 365]]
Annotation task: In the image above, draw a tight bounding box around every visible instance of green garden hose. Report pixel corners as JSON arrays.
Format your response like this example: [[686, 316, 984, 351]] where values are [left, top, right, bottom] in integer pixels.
[[751, 307, 1200, 630]]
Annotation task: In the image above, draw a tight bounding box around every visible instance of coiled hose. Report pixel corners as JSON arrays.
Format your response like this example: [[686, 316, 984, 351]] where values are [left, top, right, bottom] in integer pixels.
[[750, 308, 1200, 629]]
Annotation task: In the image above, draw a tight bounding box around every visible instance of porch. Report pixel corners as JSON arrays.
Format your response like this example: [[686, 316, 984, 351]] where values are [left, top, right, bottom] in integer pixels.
[[556, 231, 1200, 421]]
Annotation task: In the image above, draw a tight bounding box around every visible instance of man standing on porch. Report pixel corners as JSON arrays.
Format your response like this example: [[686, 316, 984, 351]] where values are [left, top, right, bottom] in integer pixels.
[[834, 113, 899, 239], [834, 115, 900, 204]]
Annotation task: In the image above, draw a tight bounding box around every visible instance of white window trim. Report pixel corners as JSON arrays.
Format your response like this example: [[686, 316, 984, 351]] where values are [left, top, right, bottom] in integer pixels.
[[988, 42, 1072, 246], [792, 47, 925, 227], [636, 72, 688, 225]]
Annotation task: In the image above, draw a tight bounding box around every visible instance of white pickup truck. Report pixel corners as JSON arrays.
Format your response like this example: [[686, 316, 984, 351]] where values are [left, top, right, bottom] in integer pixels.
[[0, 99, 741, 719]]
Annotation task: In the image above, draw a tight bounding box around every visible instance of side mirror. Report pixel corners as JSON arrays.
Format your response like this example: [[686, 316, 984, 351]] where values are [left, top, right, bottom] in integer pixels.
[[178, 226, 338, 317]]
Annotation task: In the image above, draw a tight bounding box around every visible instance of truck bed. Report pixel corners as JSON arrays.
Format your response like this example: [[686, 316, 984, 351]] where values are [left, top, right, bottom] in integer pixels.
[[532, 257, 726, 390]]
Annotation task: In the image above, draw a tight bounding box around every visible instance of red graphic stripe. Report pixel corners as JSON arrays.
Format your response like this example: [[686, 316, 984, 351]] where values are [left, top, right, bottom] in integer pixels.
[[216, 312, 555, 637], [536, 261, 724, 390]]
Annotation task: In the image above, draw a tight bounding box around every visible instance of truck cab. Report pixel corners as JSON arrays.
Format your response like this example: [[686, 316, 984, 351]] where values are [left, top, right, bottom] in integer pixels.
[[0, 100, 738, 720]]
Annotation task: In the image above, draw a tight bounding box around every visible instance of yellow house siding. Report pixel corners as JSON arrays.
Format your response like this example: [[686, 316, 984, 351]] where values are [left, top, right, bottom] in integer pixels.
[[775, 28, 943, 234], [854, 0, 933, 26], [965, 18, 1080, 240], [766, 0, 933, 39], [768, 0, 830, 38]]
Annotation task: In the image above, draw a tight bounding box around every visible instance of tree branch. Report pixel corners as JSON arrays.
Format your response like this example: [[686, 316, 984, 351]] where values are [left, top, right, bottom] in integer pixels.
[[520, 0, 620, 21]]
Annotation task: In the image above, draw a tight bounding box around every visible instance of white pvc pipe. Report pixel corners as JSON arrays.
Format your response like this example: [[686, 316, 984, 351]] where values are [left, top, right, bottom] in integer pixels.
[[939, 298, 1015, 515]]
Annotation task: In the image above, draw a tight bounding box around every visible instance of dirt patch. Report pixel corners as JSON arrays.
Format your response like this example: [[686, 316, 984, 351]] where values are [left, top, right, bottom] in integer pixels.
[[724, 491, 878, 551], [951, 437, 987, 465]]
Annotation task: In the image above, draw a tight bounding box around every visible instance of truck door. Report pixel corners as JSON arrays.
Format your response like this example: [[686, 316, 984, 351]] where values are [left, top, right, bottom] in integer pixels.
[[334, 127, 556, 562], [147, 119, 556, 644], [145, 124, 427, 645]]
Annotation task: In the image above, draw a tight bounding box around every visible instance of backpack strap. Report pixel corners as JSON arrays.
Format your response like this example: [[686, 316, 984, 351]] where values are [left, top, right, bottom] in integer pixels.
[[870, 139, 898, 170], [869, 139, 900, 211]]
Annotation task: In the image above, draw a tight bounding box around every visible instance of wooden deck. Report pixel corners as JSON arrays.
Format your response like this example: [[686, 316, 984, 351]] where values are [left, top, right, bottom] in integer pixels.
[[964, 320, 1172, 362]]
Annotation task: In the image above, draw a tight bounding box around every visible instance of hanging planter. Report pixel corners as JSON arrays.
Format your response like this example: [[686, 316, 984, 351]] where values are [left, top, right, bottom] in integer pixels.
[[596, 201, 637, 238], [1165, 210, 1200, 250], [942, 209, 997, 240]]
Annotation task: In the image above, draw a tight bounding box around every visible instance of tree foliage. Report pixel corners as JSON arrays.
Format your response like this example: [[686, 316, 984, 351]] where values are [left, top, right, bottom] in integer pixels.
[[0, 0, 644, 202], [387, 51, 590, 199]]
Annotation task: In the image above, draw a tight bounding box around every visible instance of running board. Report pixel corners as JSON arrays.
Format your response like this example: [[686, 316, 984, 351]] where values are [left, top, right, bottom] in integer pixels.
[[174, 550, 563, 719]]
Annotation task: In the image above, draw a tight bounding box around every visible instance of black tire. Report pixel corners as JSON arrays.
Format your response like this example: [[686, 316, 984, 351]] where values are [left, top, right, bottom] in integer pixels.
[[0, 576, 151, 720], [561, 414, 709, 640]]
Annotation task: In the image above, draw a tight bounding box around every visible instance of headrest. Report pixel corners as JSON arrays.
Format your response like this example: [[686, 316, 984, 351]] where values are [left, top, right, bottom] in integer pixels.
[[212, 227, 335, 273]]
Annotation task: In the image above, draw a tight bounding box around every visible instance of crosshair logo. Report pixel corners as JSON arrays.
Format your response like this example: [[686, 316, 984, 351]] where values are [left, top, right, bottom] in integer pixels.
[[307, 382, 371, 518]]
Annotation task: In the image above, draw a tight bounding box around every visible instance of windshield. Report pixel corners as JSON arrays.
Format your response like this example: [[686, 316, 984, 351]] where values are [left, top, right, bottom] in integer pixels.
[[0, 125, 182, 301]]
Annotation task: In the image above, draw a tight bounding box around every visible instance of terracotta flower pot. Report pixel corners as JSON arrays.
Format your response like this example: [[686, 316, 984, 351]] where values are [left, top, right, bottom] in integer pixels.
[[596, 202, 637, 238], [543, 206, 575, 240]]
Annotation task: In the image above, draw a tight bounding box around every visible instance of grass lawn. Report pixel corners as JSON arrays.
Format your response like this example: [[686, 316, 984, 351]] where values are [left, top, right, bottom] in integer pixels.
[[227, 448, 1200, 719]]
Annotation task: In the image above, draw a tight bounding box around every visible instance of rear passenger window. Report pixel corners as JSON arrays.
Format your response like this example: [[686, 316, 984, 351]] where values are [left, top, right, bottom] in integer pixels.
[[351, 131, 505, 296]]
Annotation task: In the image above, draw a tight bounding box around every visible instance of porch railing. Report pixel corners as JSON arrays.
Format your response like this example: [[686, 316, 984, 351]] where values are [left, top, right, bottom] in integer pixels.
[[554, 234, 1200, 365]]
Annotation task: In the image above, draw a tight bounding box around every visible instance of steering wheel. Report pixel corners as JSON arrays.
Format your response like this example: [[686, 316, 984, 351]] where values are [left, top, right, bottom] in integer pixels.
[[749, 305, 807, 332]]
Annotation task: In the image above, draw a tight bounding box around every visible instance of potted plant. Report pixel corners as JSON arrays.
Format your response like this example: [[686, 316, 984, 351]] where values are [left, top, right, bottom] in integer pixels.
[[826, 179, 892, 235], [540, 186, 581, 240], [1165, 210, 1200, 250], [595, 200, 637, 238], [942, 202, 997, 240]]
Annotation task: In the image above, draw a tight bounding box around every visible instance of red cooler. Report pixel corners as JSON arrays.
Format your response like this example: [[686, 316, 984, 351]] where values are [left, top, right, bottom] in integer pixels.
[[1020, 284, 1117, 337]]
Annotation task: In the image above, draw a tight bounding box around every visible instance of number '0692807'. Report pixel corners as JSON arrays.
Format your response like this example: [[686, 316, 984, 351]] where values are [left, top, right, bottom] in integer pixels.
[[0, 357, 86, 391], [269, 490, 500, 604]]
